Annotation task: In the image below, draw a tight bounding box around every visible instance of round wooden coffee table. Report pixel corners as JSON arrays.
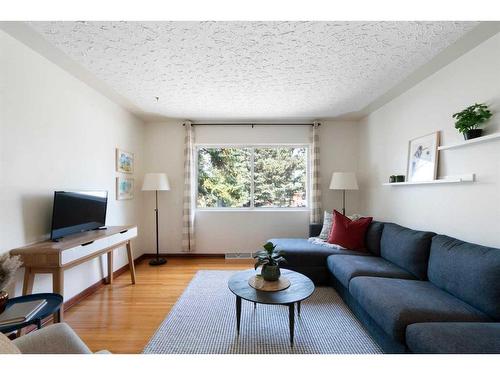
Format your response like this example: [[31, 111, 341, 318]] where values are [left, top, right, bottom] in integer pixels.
[[228, 269, 315, 346]]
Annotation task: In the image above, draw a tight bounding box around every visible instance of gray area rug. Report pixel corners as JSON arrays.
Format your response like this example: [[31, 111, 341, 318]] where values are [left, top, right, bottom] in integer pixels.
[[143, 270, 382, 354]]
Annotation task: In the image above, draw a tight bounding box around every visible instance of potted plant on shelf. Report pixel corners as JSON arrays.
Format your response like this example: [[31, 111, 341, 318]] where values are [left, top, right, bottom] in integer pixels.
[[254, 242, 286, 282], [0, 253, 22, 313], [452, 103, 493, 140]]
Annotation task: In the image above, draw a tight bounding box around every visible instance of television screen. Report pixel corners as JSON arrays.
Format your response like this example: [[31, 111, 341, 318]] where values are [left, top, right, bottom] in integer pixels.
[[50, 191, 108, 240]]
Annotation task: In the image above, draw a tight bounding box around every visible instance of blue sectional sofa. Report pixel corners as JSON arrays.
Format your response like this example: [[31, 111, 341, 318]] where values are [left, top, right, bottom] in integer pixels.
[[269, 221, 500, 354]]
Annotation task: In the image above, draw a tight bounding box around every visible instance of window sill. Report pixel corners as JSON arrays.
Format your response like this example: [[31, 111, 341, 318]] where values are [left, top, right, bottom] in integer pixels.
[[196, 208, 310, 212]]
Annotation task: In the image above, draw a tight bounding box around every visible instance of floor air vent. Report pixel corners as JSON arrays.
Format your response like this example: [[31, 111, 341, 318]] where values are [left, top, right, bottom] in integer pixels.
[[225, 252, 253, 260]]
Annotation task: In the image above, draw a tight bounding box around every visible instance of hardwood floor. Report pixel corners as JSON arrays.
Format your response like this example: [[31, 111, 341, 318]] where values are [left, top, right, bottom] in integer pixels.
[[64, 256, 252, 353]]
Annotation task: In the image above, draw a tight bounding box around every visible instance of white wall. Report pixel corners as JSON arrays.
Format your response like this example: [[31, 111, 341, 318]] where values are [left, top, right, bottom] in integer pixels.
[[358, 32, 500, 248], [0, 30, 145, 300], [142, 120, 359, 254]]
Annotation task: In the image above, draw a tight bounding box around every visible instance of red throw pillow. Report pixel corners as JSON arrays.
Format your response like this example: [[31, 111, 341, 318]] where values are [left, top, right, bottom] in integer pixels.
[[327, 210, 373, 250]]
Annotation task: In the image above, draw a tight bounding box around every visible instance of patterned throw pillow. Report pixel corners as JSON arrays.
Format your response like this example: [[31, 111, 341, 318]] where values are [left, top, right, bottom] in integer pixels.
[[319, 211, 333, 240]]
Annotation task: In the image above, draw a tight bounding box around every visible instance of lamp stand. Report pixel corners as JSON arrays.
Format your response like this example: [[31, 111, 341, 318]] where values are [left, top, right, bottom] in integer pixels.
[[149, 190, 167, 266], [342, 189, 346, 216]]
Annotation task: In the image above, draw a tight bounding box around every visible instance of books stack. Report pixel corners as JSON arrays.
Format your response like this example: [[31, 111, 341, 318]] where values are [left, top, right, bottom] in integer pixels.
[[0, 300, 47, 327]]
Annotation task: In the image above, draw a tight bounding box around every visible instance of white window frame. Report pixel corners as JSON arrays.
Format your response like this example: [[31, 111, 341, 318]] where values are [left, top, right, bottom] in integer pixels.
[[195, 143, 310, 211]]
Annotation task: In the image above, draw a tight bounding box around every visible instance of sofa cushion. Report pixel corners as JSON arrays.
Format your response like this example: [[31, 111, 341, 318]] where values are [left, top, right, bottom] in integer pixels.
[[327, 254, 415, 288], [365, 221, 384, 256], [406, 322, 500, 354], [380, 223, 435, 280], [428, 235, 500, 320], [349, 277, 490, 343], [269, 238, 369, 267], [280, 265, 331, 285]]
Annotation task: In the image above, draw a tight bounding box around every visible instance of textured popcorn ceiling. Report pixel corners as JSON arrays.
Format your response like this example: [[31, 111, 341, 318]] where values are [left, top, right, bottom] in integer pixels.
[[29, 21, 478, 120]]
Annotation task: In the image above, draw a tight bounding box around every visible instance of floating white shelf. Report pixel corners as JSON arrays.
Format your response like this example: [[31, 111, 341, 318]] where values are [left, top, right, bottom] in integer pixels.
[[438, 132, 500, 151], [382, 174, 475, 186]]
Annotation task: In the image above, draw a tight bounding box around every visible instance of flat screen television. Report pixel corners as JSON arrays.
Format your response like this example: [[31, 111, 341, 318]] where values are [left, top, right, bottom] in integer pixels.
[[50, 191, 108, 240]]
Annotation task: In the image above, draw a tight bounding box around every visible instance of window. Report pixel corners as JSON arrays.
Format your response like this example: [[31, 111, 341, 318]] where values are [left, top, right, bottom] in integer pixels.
[[197, 146, 308, 209], [197, 147, 252, 208]]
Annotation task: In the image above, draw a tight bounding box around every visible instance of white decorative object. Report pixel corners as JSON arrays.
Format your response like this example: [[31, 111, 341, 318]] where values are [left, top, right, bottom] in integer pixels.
[[329, 172, 359, 215], [407, 132, 440, 182], [0, 254, 22, 291]]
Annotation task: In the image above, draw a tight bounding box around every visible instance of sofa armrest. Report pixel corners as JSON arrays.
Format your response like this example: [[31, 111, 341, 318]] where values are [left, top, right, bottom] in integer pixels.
[[13, 323, 92, 354], [309, 223, 323, 238], [406, 322, 500, 354]]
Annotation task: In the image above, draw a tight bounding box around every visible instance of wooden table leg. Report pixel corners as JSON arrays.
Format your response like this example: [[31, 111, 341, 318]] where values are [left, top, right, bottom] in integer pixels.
[[107, 250, 114, 284], [126, 241, 136, 284], [236, 296, 242, 334], [22, 267, 34, 295], [52, 269, 64, 322], [289, 303, 295, 346]]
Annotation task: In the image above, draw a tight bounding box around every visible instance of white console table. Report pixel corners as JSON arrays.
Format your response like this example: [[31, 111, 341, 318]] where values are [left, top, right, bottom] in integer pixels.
[[9, 225, 138, 321]]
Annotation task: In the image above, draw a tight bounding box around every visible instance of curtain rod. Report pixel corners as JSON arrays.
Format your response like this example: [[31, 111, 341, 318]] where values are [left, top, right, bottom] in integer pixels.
[[184, 122, 320, 127]]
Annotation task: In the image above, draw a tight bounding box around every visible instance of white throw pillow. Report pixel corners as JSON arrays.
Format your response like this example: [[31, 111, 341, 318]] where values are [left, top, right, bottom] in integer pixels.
[[318, 211, 333, 240]]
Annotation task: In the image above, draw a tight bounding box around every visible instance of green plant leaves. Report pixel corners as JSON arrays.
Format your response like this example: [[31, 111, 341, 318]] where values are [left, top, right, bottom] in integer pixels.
[[254, 258, 270, 270], [254, 241, 286, 269], [453, 103, 492, 133], [263, 241, 276, 253]]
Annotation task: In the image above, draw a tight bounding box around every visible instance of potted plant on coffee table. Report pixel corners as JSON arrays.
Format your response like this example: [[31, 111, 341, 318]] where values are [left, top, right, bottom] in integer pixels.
[[452, 103, 493, 140], [254, 242, 286, 282]]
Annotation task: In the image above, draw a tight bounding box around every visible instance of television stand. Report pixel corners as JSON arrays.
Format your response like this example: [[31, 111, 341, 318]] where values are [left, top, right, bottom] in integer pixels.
[[9, 225, 137, 322], [51, 227, 109, 242]]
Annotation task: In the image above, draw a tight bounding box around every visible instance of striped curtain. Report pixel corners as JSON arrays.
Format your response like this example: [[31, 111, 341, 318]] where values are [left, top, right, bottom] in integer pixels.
[[310, 121, 322, 223], [182, 121, 196, 252]]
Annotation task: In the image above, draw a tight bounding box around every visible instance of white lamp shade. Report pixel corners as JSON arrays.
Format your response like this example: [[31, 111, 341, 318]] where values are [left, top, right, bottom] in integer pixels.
[[329, 172, 359, 190], [142, 173, 170, 191]]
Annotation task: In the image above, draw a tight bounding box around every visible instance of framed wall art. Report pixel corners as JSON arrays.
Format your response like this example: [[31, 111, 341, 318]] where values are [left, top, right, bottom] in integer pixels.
[[116, 177, 134, 200], [407, 131, 440, 182], [116, 148, 134, 174]]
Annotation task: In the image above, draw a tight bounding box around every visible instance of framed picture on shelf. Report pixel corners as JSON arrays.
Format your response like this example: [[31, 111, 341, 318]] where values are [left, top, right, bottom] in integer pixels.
[[116, 177, 134, 200], [407, 131, 440, 182], [116, 148, 134, 174]]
